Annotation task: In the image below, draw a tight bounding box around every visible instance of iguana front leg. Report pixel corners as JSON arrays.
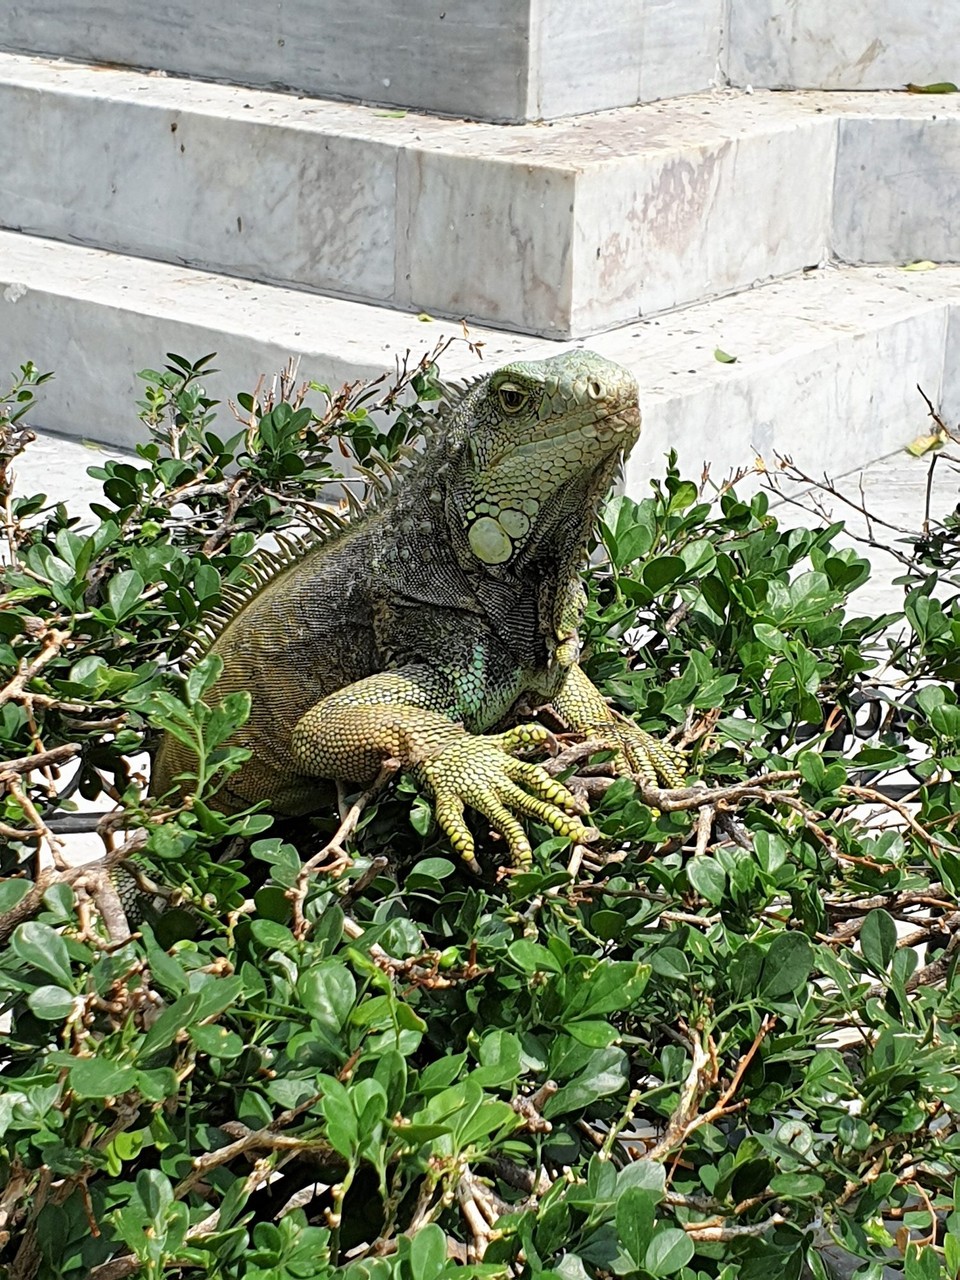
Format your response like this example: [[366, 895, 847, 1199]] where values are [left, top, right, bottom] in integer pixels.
[[551, 662, 686, 788], [291, 668, 594, 866]]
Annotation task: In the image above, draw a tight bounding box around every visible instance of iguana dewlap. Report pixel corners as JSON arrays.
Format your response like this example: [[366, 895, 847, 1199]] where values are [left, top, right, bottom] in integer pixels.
[[152, 349, 684, 865]]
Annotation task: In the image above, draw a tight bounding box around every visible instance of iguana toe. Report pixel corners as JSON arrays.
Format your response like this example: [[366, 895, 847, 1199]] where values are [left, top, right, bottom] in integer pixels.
[[420, 730, 596, 866], [609, 720, 686, 789]]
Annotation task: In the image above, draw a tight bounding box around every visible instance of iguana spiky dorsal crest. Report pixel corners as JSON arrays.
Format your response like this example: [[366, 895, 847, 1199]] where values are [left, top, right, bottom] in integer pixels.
[[183, 530, 321, 664]]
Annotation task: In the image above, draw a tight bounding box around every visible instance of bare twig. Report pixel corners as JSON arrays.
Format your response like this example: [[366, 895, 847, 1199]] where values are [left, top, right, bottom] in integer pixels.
[[683, 1214, 786, 1242], [0, 626, 70, 708], [512, 1081, 556, 1133], [694, 804, 714, 857], [0, 741, 81, 775], [2, 772, 69, 869], [647, 1016, 776, 1163], [840, 784, 959, 856], [290, 758, 400, 938], [0, 829, 148, 944]]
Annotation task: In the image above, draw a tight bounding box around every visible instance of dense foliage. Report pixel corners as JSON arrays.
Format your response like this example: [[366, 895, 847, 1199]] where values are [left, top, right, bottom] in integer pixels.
[[1, 350, 959, 1280]]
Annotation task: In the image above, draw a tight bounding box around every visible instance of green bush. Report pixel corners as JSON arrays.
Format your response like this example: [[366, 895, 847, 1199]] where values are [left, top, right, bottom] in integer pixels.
[[1, 352, 959, 1279]]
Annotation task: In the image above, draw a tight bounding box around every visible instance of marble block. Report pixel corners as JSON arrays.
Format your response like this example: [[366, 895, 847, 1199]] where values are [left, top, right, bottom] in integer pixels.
[[396, 148, 577, 334], [939, 306, 960, 429], [613, 270, 953, 483], [401, 94, 838, 336], [0, 75, 399, 303], [529, 0, 643, 117], [728, 0, 960, 90], [3, 53, 958, 340], [1, 0, 537, 124], [639, 0, 723, 101], [569, 106, 834, 331], [9, 0, 956, 119], [0, 0, 724, 121], [834, 115, 960, 264], [0, 56, 842, 338]]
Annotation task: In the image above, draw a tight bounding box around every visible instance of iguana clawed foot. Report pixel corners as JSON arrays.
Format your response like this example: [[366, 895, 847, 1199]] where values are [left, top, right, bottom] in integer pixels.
[[602, 717, 687, 790], [417, 723, 596, 869]]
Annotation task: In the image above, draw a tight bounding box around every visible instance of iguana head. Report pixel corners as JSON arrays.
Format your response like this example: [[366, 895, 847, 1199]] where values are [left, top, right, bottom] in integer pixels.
[[447, 349, 641, 569]]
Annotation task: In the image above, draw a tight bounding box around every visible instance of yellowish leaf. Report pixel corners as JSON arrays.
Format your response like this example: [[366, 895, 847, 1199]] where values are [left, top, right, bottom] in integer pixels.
[[905, 81, 958, 94], [906, 431, 947, 457]]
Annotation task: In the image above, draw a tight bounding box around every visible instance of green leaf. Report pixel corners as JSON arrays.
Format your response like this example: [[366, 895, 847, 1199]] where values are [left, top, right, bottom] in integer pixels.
[[106, 569, 146, 622], [591, 909, 627, 941], [189, 1024, 245, 1059], [760, 932, 812, 999], [27, 985, 76, 1020], [860, 909, 897, 972], [769, 1172, 825, 1196], [616, 1186, 656, 1265], [136, 1068, 180, 1102], [714, 347, 738, 364], [905, 81, 957, 93], [298, 961, 357, 1034], [137, 992, 203, 1058], [508, 940, 563, 974], [565, 961, 650, 1020], [0, 879, 31, 914], [649, 948, 689, 980], [642, 556, 686, 592], [408, 1224, 447, 1279], [544, 1046, 628, 1118], [687, 857, 726, 905], [11, 921, 74, 988], [69, 1057, 139, 1099], [472, 1030, 522, 1087], [729, 942, 764, 1000], [185, 653, 224, 705], [645, 1226, 695, 1276], [566, 1020, 619, 1048]]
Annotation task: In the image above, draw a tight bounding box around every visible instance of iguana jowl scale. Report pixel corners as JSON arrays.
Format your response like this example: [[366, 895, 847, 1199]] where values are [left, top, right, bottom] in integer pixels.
[[153, 349, 684, 865]]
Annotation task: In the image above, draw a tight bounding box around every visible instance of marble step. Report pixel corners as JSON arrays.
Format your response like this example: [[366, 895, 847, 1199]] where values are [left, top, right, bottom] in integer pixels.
[[2, 0, 956, 123], [728, 1, 960, 94], [0, 0, 712, 124], [1, 54, 959, 340], [2, 230, 957, 485]]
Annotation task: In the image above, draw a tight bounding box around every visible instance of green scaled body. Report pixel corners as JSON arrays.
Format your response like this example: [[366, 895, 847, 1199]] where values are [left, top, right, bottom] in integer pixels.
[[153, 349, 684, 865]]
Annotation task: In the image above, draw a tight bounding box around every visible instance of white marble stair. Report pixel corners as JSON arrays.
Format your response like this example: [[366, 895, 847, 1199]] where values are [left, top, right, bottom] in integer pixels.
[[3, 0, 958, 123], [2, 230, 957, 482], [1, 53, 959, 341]]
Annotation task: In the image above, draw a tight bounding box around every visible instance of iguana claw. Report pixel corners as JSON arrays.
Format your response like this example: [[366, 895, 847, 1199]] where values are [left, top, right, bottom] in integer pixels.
[[417, 724, 596, 867], [605, 718, 686, 790]]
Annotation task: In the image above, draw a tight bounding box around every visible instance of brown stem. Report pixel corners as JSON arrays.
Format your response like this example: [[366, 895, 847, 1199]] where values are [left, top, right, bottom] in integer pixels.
[[289, 758, 400, 939], [0, 743, 82, 775], [0, 829, 147, 944], [0, 626, 70, 708]]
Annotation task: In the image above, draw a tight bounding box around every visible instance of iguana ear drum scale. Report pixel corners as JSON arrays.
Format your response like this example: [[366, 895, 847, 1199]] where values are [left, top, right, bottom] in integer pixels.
[[152, 350, 684, 868]]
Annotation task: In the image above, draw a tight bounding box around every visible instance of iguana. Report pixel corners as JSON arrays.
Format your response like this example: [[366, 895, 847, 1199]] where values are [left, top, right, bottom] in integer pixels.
[[152, 349, 684, 868]]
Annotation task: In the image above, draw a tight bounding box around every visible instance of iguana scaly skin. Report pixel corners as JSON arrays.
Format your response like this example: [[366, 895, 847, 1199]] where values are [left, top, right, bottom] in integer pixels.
[[153, 350, 684, 865]]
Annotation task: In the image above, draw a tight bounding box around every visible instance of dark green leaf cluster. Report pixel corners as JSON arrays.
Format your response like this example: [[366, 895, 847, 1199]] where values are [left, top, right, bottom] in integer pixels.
[[1, 357, 960, 1279], [590, 465, 892, 769]]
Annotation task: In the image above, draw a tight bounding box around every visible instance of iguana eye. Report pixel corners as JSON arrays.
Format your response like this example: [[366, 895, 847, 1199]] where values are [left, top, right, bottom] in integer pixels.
[[497, 383, 528, 415]]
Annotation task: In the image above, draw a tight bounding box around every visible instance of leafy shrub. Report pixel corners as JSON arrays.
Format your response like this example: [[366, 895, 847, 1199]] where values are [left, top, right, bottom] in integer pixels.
[[1, 351, 959, 1279]]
